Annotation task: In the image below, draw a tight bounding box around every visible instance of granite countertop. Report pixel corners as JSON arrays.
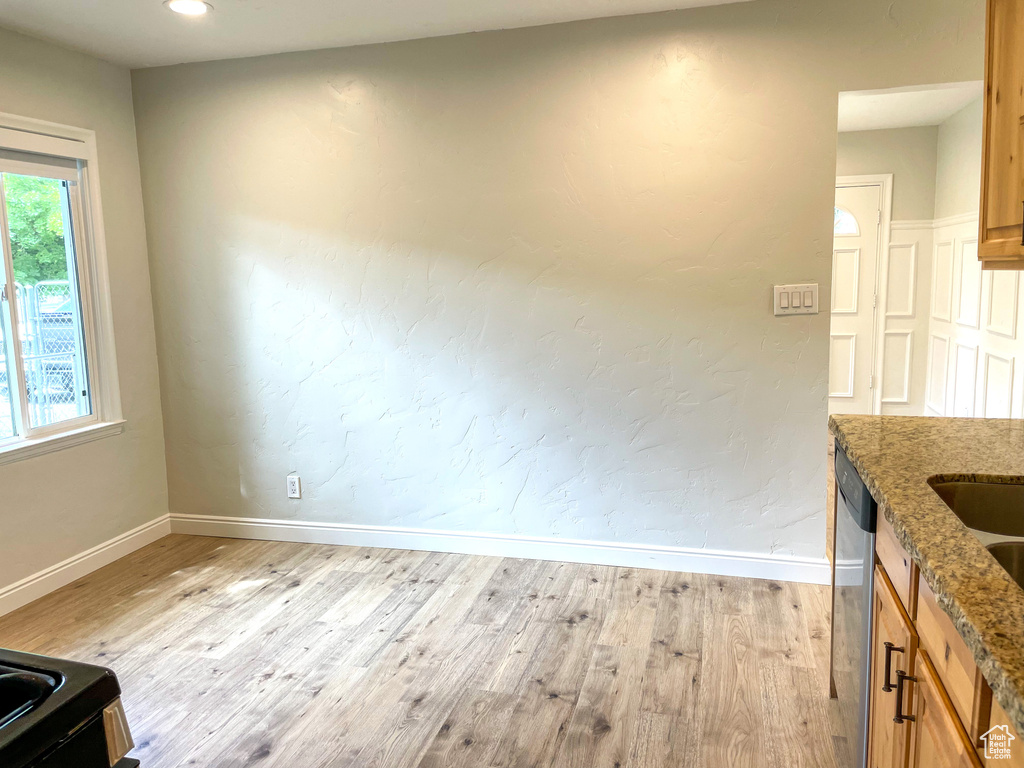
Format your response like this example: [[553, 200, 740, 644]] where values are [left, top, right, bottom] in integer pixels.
[[829, 415, 1024, 736]]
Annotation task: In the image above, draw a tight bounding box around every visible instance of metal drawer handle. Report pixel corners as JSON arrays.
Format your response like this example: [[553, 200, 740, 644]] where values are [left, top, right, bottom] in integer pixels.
[[882, 642, 904, 693], [893, 670, 916, 724]]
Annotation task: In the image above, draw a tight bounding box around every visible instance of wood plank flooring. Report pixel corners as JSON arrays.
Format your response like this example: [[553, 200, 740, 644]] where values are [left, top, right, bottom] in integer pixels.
[[0, 535, 840, 768]]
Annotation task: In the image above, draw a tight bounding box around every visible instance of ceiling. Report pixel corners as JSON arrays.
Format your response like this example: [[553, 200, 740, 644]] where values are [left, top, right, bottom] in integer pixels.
[[0, 0, 753, 69], [838, 82, 983, 133]]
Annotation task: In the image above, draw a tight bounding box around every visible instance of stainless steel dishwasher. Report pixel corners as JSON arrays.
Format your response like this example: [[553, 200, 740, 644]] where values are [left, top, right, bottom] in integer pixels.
[[831, 444, 877, 768]]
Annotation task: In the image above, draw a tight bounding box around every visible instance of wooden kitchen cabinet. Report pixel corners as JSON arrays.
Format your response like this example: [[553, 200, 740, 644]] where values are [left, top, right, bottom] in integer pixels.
[[984, 698, 1024, 767], [863, 535, 996, 768], [909, 651, 984, 768], [876, 514, 918, 619], [917, 576, 991, 741], [868, 565, 918, 768], [980, 0, 1024, 268], [829, 440, 1021, 768]]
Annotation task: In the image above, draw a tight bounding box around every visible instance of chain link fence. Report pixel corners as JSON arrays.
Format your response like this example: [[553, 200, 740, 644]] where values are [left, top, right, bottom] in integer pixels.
[[0, 336, 11, 440], [0, 280, 89, 437]]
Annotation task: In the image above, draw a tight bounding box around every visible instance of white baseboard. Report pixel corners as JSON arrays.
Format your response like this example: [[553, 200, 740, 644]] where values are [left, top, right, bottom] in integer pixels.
[[0, 514, 171, 618], [170, 513, 830, 585]]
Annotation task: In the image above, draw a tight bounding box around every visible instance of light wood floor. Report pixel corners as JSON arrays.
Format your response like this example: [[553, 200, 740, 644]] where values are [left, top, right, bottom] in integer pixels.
[[0, 535, 839, 768]]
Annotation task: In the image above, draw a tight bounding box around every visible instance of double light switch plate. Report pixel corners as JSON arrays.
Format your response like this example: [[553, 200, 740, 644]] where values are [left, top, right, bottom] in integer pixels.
[[773, 284, 819, 316]]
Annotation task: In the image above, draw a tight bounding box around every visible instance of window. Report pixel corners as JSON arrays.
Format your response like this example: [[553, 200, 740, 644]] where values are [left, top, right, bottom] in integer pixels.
[[834, 206, 860, 237], [0, 114, 122, 462]]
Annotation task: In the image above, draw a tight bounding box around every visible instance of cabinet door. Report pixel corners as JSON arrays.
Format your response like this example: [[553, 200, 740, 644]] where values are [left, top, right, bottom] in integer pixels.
[[909, 651, 984, 768], [980, 0, 1024, 266], [917, 575, 991, 742], [869, 565, 918, 768], [984, 698, 1024, 767]]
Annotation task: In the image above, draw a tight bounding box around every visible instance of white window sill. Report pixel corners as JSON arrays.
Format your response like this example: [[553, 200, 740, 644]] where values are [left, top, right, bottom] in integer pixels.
[[0, 420, 126, 466]]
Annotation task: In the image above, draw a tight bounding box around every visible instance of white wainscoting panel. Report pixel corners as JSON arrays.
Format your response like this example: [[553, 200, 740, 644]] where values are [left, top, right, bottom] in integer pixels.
[[881, 331, 913, 404], [885, 243, 917, 318], [931, 240, 954, 322], [829, 334, 856, 398], [882, 225, 932, 415], [832, 248, 860, 314], [956, 239, 982, 329], [986, 270, 1020, 340], [983, 352, 1015, 418], [921, 216, 1024, 421], [926, 334, 949, 415], [952, 342, 979, 417]]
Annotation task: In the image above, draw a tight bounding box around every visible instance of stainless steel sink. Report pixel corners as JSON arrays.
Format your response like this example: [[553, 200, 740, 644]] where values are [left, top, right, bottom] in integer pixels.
[[987, 543, 1024, 590], [930, 478, 1024, 588], [928, 479, 1024, 539]]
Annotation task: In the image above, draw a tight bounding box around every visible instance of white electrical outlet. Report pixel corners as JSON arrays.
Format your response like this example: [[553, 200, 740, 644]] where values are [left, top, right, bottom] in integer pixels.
[[286, 473, 302, 499], [773, 283, 819, 316]]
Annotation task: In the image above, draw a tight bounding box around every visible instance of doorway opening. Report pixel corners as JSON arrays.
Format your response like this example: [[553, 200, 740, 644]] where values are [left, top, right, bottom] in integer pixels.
[[828, 81, 995, 418]]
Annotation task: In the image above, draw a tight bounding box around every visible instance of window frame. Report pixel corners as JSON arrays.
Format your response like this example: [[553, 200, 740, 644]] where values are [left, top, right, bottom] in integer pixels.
[[833, 205, 860, 237], [0, 113, 124, 464]]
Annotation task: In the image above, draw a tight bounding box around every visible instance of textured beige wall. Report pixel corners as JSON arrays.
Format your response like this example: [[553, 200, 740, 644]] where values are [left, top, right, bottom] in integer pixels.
[[0, 28, 168, 588], [935, 96, 984, 219], [133, 0, 983, 562], [836, 127, 939, 221]]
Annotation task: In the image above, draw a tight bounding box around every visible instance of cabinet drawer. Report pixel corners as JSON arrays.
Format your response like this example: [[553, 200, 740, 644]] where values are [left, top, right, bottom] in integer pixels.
[[876, 513, 917, 617], [917, 574, 991, 740]]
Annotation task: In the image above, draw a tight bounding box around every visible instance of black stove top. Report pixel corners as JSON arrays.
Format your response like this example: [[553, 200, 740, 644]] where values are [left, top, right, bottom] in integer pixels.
[[0, 663, 60, 730], [0, 649, 128, 768]]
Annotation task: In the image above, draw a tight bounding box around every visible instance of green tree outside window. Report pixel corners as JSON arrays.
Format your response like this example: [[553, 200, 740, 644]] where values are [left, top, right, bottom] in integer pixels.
[[4, 174, 68, 285]]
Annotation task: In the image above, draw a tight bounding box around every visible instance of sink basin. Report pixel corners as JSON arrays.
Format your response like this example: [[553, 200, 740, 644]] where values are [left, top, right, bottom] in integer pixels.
[[988, 543, 1024, 590], [929, 479, 1024, 537], [930, 478, 1024, 590]]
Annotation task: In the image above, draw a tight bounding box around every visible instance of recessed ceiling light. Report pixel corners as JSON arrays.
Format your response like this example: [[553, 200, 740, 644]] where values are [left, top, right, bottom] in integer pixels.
[[165, 0, 212, 15]]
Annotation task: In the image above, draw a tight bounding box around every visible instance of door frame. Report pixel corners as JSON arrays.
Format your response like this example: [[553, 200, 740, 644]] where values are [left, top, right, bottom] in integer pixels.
[[834, 174, 893, 415]]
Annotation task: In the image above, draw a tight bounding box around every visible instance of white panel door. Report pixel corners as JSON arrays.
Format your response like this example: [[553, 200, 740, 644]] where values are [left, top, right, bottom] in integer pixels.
[[830, 184, 881, 414]]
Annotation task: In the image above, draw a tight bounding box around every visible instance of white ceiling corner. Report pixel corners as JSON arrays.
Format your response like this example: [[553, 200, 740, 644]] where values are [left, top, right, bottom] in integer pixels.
[[837, 82, 984, 133], [0, 0, 755, 69]]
